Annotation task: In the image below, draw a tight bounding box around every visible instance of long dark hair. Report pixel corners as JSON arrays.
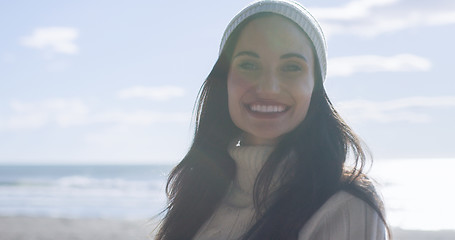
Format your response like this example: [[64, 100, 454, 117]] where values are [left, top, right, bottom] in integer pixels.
[[155, 13, 390, 240]]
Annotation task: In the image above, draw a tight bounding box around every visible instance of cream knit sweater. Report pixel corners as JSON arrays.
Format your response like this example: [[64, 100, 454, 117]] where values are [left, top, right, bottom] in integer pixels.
[[194, 145, 387, 240]]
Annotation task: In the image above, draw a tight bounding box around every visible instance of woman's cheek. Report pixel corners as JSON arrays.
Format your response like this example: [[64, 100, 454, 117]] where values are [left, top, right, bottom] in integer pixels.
[[228, 70, 256, 94]]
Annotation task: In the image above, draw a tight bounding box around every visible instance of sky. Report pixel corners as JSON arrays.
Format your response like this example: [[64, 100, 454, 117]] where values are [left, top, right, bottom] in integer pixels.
[[1, 0, 454, 165]]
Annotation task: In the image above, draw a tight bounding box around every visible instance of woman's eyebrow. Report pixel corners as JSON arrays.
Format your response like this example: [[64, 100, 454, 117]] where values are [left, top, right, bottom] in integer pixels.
[[281, 53, 308, 62], [233, 51, 259, 59]]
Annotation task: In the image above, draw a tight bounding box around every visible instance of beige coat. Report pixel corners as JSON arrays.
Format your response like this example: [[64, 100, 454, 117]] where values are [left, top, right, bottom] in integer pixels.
[[194, 145, 387, 240]]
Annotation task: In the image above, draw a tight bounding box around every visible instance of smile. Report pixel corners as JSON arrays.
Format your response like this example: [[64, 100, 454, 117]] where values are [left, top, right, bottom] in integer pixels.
[[248, 104, 287, 113]]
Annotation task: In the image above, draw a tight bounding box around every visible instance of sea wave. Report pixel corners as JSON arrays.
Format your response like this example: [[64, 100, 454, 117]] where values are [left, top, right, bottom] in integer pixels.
[[0, 166, 169, 219]]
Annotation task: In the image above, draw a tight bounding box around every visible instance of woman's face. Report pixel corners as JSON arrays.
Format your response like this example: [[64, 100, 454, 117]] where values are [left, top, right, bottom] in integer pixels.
[[227, 15, 315, 145]]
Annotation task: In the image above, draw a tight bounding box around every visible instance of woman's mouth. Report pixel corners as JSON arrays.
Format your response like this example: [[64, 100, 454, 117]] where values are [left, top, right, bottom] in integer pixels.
[[245, 102, 290, 119], [248, 104, 287, 113]]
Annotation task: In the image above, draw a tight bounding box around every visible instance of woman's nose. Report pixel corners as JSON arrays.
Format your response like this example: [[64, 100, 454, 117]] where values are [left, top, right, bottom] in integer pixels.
[[256, 71, 280, 94]]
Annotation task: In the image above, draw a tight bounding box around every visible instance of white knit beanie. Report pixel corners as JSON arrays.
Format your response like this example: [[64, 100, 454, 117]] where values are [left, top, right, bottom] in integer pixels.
[[219, 0, 328, 82]]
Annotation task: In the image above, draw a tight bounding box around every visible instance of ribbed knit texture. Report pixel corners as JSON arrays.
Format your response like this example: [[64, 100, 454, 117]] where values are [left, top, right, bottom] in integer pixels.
[[194, 144, 274, 240]]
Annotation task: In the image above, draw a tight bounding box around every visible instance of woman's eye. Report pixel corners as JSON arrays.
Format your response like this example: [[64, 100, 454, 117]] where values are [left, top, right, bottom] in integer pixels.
[[281, 64, 302, 72], [238, 62, 258, 70]]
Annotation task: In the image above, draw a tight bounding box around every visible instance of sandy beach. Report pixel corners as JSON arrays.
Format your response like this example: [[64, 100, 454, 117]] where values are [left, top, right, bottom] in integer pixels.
[[1, 216, 455, 240], [0, 216, 157, 240], [392, 228, 455, 240]]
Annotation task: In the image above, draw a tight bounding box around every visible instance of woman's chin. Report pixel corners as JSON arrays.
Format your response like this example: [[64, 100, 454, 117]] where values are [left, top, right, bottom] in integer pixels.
[[241, 133, 282, 146]]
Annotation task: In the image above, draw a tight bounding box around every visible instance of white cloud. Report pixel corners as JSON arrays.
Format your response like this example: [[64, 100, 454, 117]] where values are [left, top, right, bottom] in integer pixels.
[[426, 11, 455, 25], [92, 111, 189, 125], [310, 0, 399, 21], [328, 54, 431, 77], [0, 99, 189, 131], [118, 86, 185, 101], [336, 96, 455, 123], [309, 0, 455, 37], [20, 27, 79, 54]]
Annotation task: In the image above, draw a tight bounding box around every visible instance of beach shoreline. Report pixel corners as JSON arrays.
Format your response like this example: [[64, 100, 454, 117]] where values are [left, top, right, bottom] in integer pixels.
[[2, 216, 455, 240], [0, 216, 157, 240]]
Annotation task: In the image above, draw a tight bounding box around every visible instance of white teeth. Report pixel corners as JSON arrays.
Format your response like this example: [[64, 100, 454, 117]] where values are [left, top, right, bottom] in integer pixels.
[[249, 104, 286, 113]]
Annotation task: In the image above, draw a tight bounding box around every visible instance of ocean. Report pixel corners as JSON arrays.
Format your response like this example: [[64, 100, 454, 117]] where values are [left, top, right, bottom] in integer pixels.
[[1, 159, 454, 231], [0, 164, 172, 220]]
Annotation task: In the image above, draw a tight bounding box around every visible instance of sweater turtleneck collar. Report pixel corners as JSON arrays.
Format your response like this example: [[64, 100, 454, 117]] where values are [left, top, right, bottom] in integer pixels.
[[224, 143, 275, 208]]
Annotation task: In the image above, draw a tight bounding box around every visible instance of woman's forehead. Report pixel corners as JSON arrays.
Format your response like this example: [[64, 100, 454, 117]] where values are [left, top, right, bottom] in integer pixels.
[[234, 15, 314, 61]]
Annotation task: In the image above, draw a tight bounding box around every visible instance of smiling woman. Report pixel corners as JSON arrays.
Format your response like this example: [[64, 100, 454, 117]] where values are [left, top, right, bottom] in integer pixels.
[[155, 1, 390, 240]]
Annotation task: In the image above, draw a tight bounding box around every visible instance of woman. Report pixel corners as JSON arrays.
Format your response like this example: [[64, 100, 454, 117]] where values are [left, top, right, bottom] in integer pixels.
[[156, 0, 390, 239]]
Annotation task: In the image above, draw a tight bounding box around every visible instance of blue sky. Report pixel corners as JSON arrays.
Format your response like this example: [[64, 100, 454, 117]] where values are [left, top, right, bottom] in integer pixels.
[[1, 0, 454, 164]]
